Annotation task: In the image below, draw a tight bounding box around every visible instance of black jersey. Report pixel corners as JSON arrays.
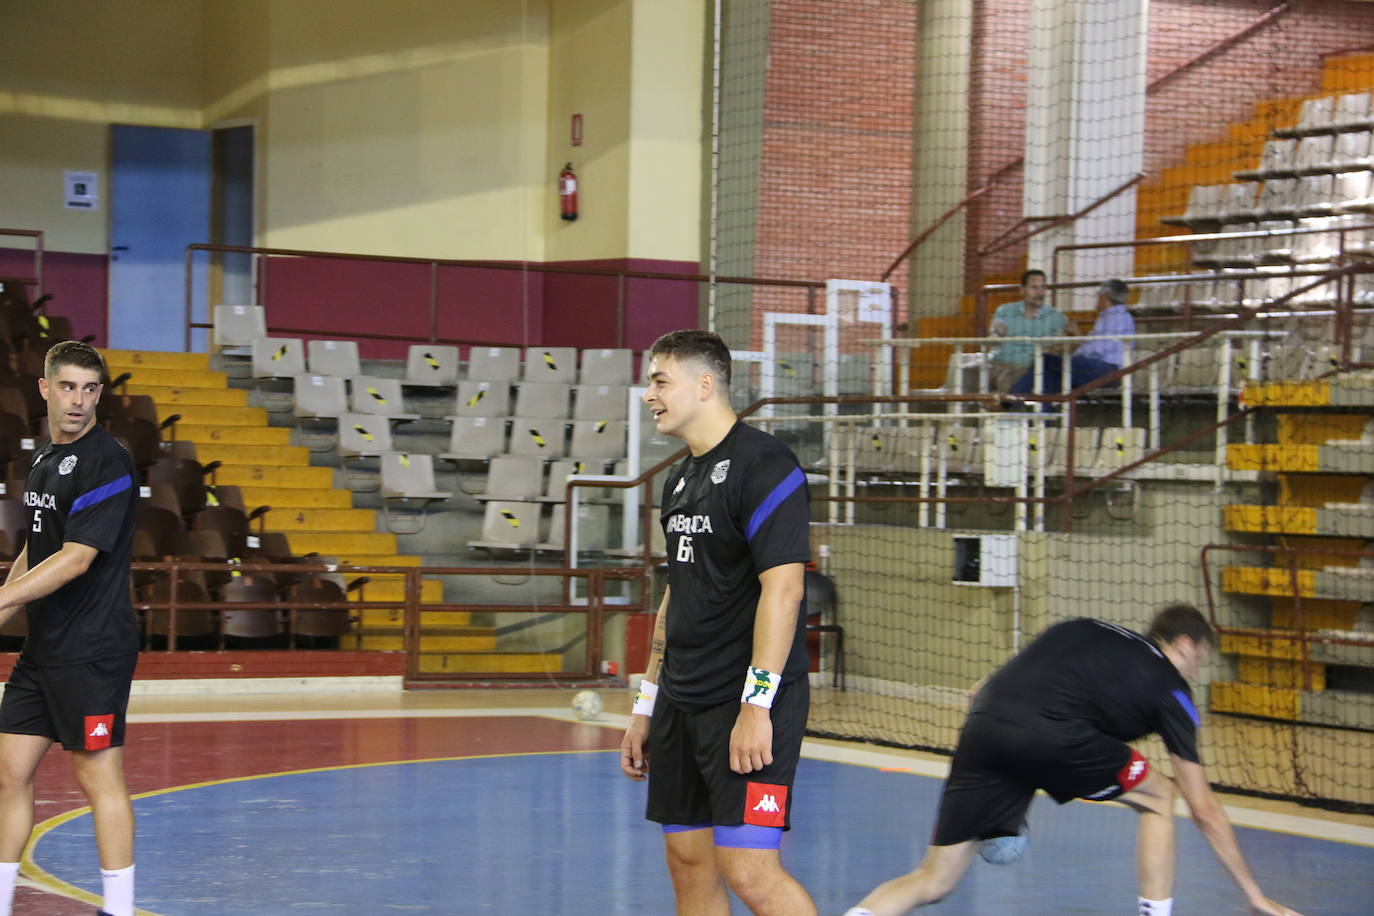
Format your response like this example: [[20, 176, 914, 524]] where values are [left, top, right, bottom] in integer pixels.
[[21, 424, 139, 665], [659, 422, 811, 710], [973, 618, 1201, 763]]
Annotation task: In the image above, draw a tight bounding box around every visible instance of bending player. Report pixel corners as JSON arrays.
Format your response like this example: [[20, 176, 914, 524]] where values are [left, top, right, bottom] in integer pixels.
[[619, 330, 816, 915], [843, 604, 1307, 916], [0, 342, 140, 916]]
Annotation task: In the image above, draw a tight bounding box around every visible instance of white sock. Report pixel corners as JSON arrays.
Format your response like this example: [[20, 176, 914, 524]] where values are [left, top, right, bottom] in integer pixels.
[[0, 861, 18, 916], [1139, 897, 1172, 916], [101, 864, 134, 916]]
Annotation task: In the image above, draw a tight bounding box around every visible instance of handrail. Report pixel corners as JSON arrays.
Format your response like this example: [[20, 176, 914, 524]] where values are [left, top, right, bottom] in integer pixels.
[[879, 0, 1298, 282], [1148, 1, 1293, 94], [881, 185, 991, 282], [976, 172, 1146, 258], [0, 228, 44, 296], [46, 558, 657, 681], [184, 242, 826, 351]]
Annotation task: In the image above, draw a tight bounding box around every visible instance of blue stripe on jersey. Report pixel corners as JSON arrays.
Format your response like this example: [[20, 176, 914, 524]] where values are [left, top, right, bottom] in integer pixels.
[[70, 474, 133, 514], [1172, 689, 1201, 727], [744, 466, 805, 542]]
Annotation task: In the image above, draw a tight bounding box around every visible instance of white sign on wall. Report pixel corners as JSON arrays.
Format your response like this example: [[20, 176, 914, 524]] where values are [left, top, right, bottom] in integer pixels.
[[64, 171, 99, 210]]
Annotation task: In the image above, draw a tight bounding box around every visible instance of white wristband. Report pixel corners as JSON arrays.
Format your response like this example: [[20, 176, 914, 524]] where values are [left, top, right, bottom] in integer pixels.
[[632, 679, 658, 717], [741, 667, 782, 709]]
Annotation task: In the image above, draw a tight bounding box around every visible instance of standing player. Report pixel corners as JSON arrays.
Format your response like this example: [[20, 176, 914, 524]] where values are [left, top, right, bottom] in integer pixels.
[[619, 330, 816, 915], [0, 341, 139, 916], [843, 604, 1306, 916]]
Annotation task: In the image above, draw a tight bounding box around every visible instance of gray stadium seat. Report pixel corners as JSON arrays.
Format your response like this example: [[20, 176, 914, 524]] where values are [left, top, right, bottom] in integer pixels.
[[541, 458, 610, 503], [213, 304, 266, 352], [579, 348, 633, 384], [440, 417, 505, 461], [379, 453, 449, 534], [350, 377, 420, 420], [307, 339, 361, 377], [476, 456, 543, 502], [537, 503, 611, 553], [453, 381, 512, 418], [252, 337, 305, 379], [513, 381, 570, 419], [404, 345, 460, 387], [467, 346, 521, 382], [572, 384, 629, 421], [570, 420, 625, 461], [508, 418, 566, 458], [468, 500, 541, 551], [293, 374, 349, 420], [523, 347, 577, 383], [337, 413, 393, 458]]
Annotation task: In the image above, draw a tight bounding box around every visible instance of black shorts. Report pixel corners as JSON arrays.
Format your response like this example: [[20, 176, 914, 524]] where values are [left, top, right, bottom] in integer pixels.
[[0, 653, 138, 751], [932, 712, 1138, 846], [646, 678, 809, 830]]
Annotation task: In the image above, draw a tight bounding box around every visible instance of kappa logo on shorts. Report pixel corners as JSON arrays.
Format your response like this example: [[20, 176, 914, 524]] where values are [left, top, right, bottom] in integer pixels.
[[58, 455, 78, 476], [84, 714, 114, 751], [744, 781, 787, 828], [710, 459, 730, 485]]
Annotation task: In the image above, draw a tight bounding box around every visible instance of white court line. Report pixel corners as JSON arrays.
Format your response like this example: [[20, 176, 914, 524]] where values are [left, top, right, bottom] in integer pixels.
[[128, 705, 1374, 848]]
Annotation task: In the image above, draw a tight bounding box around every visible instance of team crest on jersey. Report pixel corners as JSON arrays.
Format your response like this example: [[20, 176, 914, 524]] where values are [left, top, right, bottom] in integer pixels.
[[58, 455, 78, 476], [673, 477, 685, 495], [711, 459, 730, 484]]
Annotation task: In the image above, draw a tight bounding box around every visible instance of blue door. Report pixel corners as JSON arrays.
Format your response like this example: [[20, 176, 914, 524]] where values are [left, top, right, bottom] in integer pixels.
[[108, 125, 211, 351]]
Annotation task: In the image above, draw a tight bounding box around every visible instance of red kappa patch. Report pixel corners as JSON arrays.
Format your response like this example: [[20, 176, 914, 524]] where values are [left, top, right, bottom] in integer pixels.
[[744, 782, 788, 828], [1116, 749, 1150, 793], [83, 714, 114, 751]]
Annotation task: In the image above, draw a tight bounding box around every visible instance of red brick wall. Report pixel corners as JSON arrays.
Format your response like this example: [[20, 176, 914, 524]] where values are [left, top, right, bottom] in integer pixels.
[[753, 0, 917, 334], [749, 0, 1374, 313]]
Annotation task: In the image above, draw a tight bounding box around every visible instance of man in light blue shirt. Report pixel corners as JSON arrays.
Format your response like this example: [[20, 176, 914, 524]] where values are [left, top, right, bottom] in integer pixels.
[[1010, 278, 1135, 395], [988, 270, 1070, 392]]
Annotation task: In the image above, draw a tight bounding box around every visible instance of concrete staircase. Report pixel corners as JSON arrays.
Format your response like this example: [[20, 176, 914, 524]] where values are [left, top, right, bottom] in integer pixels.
[[1214, 370, 1374, 728], [107, 349, 558, 674]]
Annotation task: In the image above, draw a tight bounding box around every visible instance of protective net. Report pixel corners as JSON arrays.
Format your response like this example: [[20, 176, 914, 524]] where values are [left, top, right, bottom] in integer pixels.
[[704, 0, 1374, 815]]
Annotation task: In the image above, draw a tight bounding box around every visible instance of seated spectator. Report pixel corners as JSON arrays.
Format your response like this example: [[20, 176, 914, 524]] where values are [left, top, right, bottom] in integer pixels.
[[1009, 278, 1135, 397], [988, 269, 1071, 392]]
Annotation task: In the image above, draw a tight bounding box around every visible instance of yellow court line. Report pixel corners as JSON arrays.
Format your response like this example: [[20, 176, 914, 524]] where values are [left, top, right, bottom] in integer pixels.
[[23, 747, 616, 915]]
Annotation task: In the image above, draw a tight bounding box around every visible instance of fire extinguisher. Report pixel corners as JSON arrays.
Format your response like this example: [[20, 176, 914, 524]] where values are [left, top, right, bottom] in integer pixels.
[[559, 163, 578, 222]]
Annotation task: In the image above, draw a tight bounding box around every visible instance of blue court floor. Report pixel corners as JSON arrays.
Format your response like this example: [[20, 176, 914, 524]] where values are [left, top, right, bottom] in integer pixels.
[[24, 709, 1374, 915]]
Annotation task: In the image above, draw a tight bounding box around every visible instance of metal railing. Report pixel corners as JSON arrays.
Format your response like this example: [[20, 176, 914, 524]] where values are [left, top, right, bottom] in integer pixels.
[[183, 242, 826, 352]]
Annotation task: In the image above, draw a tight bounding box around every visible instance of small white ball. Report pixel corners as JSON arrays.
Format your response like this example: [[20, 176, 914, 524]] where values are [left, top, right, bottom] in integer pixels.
[[571, 690, 604, 721]]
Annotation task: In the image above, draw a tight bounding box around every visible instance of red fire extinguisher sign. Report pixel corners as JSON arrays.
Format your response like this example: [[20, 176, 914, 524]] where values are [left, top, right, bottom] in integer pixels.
[[559, 163, 578, 222]]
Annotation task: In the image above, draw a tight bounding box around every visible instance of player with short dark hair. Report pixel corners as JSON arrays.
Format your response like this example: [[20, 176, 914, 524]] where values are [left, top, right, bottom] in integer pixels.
[[0, 341, 139, 916], [620, 329, 817, 915], [844, 604, 1306, 916]]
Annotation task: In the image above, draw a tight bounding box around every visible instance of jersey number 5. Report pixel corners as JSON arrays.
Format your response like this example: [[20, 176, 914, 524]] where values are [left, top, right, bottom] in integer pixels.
[[676, 536, 694, 564], [31, 510, 41, 534]]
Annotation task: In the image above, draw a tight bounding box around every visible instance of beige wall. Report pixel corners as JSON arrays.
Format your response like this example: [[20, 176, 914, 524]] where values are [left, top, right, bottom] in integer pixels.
[[544, 0, 705, 264], [3, 0, 703, 264], [0, 0, 205, 254]]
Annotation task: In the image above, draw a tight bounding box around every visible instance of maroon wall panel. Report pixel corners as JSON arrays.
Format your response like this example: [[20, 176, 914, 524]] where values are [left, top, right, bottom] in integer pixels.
[[0, 247, 108, 347]]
